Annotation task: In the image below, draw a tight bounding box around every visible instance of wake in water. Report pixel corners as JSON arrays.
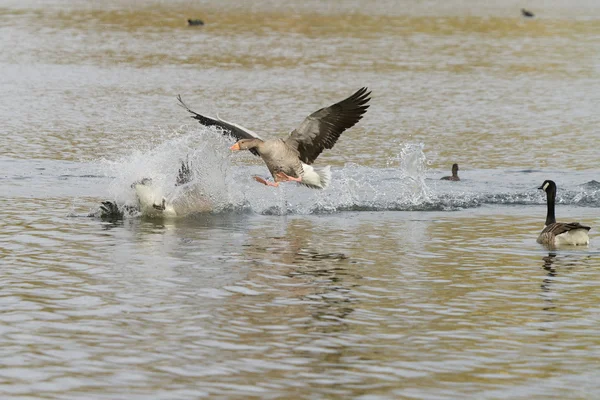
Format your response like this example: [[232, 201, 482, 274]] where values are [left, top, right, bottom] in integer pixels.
[[90, 127, 600, 218]]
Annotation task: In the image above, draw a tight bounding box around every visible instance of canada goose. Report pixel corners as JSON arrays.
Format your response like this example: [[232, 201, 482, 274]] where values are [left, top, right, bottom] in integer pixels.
[[537, 180, 590, 246], [100, 160, 193, 219], [177, 87, 371, 189], [440, 163, 460, 181], [521, 8, 534, 18], [187, 19, 204, 26]]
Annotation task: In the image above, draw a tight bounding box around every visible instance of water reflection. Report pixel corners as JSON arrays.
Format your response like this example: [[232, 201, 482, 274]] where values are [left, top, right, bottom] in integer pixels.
[[540, 251, 595, 312], [290, 253, 358, 336], [3, 0, 600, 396], [541, 252, 557, 311], [238, 218, 361, 347]]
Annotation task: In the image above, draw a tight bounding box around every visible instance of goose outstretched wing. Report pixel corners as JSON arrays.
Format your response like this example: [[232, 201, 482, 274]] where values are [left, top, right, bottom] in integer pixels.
[[177, 95, 262, 156], [284, 87, 371, 165]]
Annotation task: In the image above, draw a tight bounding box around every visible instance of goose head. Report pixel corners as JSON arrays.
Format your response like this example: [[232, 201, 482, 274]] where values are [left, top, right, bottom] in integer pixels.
[[230, 139, 262, 152], [538, 180, 556, 194]]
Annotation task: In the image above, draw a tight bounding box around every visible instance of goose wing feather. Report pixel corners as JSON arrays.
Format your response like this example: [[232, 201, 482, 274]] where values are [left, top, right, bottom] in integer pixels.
[[284, 87, 371, 165], [542, 222, 591, 237], [177, 95, 262, 156]]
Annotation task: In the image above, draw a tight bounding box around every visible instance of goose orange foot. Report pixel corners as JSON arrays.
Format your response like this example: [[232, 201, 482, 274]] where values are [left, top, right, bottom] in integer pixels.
[[253, 176, 279, 187], [275, 172, 302, 183]]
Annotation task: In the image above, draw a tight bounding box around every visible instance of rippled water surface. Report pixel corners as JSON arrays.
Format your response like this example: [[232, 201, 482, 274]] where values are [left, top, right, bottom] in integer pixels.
[[2, 0, 600, 398]]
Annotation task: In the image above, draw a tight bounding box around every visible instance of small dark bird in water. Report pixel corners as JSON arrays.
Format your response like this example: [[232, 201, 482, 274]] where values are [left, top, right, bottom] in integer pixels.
[[521, 8, 534, 18], [441, 163, 460, 181], [187, 19, 204, 26]]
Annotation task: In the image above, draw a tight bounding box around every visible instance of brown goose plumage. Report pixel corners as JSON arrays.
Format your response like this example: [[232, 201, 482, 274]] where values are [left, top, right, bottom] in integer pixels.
[[537, 180, 590, 246], [177, 88, 370, 189]]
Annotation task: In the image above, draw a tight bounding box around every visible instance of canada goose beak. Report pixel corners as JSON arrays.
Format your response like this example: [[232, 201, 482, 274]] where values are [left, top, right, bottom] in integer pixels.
[[230, 143, 240, 151], [537, 185, 543, 190]]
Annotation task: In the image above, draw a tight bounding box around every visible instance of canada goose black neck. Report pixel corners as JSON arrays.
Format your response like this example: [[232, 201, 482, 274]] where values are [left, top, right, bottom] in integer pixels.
[[539, 180, 557, 226]]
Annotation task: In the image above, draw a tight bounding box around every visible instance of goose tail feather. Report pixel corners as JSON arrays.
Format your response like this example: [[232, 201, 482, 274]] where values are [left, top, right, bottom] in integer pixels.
[[299, 164, 331, 189]]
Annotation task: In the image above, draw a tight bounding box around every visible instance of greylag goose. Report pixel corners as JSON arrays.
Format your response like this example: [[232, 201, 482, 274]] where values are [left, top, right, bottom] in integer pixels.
[[177, 87, 371, 189], [537, 180, 590, 246], [440, 163, 460, 181]]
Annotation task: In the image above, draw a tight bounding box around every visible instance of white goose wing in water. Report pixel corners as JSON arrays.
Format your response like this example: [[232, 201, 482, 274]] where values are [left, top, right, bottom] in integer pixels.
[[133, 180, 176, 217], [177, 95, 262, 156], [99, 160, 203, 220], [284, 87, 371, 165], [136, 160, 199, 217]]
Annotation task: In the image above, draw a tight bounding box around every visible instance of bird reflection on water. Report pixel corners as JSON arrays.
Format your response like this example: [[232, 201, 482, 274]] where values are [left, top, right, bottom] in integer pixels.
[[540, 251, 594, 313], [541, 252, 558, 311], [241, 222, 361, 333], [288, 250, 357, 332]]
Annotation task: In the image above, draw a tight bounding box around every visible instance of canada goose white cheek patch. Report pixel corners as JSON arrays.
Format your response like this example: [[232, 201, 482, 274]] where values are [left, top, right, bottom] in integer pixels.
[[542, 182, 549, 191]]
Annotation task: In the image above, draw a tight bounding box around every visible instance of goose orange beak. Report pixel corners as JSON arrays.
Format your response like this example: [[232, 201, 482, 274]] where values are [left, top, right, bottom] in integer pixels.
[[230, 143, 240, 151]]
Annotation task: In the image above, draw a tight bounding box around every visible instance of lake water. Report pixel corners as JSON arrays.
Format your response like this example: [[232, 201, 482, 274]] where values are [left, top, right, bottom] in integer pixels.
[[1, 0, 600, 398]]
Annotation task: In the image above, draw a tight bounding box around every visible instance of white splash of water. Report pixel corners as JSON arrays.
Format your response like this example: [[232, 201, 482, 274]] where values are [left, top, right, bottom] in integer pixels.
[[95, 131, 435, 217], [286, 142, 433, 213], [392, 142, 432, 205], [99, 126, 235, 217], [236, 141, 434, 214]]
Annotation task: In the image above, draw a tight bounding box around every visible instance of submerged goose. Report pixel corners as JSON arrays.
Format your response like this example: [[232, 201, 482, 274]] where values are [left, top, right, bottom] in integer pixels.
[[100, 160, 193, 219], [177, 87, 371, 189], [537, 180, 590, 246], [440, 163, 460, 181]]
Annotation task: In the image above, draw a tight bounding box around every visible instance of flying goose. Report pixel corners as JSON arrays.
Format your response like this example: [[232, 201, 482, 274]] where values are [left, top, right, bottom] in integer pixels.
[[537, 180, 590, 246], [177, 87, 371, 189], [440, 163, 460, 181]]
